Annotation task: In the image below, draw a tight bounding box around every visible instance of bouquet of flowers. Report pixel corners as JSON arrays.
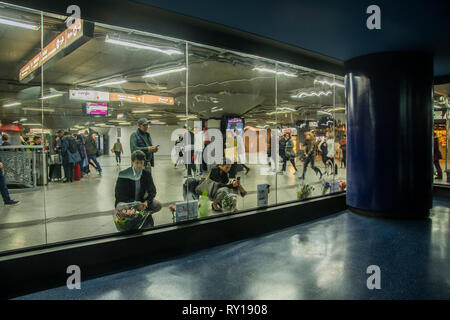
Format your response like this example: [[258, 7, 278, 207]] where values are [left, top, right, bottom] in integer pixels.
[[322, 181, 331, 195], [113, 201, 150, 232], [297, 184, 315, 200], [222, 193, 237, 213], [338, 180, 347, 191]]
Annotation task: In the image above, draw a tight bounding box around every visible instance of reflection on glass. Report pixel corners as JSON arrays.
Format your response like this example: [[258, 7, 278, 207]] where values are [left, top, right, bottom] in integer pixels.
[[0, 3, 349, 253], [433, 87, 449, 184], [0, 3, 46, 252]]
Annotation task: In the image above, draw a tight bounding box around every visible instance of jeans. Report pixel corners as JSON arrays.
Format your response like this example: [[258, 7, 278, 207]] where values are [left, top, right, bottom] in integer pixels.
[[88, 155, 102, 172], [63, 163, 74, 181], [282, 155, 297, 172], [434, 159, 443, 177], [302, 155, 321, 178], [0, 168, 11, 203], [114, 151, 121, 164]]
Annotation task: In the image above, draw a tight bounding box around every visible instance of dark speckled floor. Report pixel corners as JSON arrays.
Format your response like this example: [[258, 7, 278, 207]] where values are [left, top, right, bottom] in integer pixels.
[[16, 197, 450, 300]]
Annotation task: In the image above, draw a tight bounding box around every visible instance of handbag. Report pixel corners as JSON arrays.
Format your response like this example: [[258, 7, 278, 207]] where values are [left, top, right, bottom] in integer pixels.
[[194, 172, 220, 199]]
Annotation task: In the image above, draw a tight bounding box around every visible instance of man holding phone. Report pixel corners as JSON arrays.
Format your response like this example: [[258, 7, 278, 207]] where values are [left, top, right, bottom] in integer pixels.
[[130, 118, 159, 172]]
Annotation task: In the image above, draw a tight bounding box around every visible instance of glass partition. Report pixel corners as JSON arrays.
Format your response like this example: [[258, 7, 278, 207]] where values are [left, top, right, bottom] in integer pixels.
[[0, 2, 348, 253], [41, 13, 187, 240], [187, 43, 277, 215], [276, 63, 346, 202], [0, 3, 46, 252], [433, 86, 449, 184]]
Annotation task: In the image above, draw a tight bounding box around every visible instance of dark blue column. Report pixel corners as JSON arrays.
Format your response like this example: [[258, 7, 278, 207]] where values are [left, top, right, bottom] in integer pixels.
[[345, 51, 434, 218]]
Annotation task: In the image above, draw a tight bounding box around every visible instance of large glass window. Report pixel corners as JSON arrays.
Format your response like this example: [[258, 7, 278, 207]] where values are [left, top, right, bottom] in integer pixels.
[[0, 2, 347, 253], [0, 4, 45, 252], [433, 85, 449, 184]]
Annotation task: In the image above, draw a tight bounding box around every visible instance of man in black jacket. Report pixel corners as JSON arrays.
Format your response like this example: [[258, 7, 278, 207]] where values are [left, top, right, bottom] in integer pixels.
[[115, 150, 161, 227]]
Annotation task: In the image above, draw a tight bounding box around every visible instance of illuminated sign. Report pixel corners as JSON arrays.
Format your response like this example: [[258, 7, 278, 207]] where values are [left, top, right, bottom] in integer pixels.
[[86, 102, 108, 115], [19, 19, 94, 82], [110, 93, 174, 105]]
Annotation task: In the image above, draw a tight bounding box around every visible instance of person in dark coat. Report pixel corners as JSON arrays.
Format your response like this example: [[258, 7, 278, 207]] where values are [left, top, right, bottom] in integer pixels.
[[434, 134, 443, 180], [84, 130, 102, 175], [61, 132, 81, 183], [115, 150, 162, 228]]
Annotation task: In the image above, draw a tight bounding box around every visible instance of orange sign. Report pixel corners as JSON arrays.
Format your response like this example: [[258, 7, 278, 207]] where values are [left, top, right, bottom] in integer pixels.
[[110, 93, 174, 105], [19, 19, 84, 81]]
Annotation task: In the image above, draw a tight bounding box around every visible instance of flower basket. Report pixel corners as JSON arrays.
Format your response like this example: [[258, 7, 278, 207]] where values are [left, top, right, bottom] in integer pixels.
[[113, 201, 150, 232], [322, 181, 331, 195], [297, 184, 315, 200], [222, 193, 237, 213]]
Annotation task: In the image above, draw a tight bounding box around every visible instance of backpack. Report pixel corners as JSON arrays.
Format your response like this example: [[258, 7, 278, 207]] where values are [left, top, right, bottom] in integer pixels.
[[68, 139, 77, 153]]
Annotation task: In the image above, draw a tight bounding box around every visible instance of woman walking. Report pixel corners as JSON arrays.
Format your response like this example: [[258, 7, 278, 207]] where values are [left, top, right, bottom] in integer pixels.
[[299, 132, 322, 180]]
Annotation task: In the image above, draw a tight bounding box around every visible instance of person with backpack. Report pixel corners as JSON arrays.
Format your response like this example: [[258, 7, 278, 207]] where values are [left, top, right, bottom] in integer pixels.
[[61, 132, 81, 183]]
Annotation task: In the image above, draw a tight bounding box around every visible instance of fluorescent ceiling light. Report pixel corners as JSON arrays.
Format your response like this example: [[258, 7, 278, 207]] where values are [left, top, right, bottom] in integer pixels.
[[143, 67, 187, 78], [176, 115, 196, 118], [20, 118, 27, 122], [105, 36, 183, 55], [39, 93, 63, 100], [0, 17, 39, 30], [211, 108, 223, 113], [291, 91, 332, 99], [23, 107, 55, 112], [318, 110, 332, 116], [94, 79, 127, 88], [314, 80, 345, 88], [3, 102, 21, 107], [22, 123, 42, 126], [132, 109, 153, 113], [253, 67, 296, 77]]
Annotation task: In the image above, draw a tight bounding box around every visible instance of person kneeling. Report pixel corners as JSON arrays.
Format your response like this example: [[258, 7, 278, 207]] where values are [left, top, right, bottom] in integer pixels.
[[115, 150, 162, 228], [199, 161, 246, 212]]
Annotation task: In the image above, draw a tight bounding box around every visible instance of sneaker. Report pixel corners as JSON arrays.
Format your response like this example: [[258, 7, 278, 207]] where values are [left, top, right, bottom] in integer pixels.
[[5, 200, 19, 205]]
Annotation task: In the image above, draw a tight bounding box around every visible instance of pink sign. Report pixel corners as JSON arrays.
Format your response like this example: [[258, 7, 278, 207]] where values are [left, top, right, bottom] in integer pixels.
[[86, 102, 108, 115]]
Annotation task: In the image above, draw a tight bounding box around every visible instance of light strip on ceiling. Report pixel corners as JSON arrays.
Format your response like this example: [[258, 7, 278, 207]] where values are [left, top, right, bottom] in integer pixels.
[[39, 93, 63, 100], [132, 109, 153, 113], [105, 36, 183, 55], [3, 102, 21, 107], [23, 107, 55, 112], [143, 67, 187, 78], [314, 80, 345, 88], [253, 67, 296, 77], [291, 91, 332, 99], [94, 80, 127, 88], [211, 108, 223, 113], [22, 123, 42, 126], [0, 17, 39, 30]]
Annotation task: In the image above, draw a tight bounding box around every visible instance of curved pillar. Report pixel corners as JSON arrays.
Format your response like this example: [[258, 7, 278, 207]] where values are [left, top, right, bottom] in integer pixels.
[[345, 51, 434, 218]]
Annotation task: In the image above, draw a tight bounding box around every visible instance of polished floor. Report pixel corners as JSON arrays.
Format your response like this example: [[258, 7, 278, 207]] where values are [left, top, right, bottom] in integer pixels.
[[0, 154, 348, 253], [15, 197, 450, 300]]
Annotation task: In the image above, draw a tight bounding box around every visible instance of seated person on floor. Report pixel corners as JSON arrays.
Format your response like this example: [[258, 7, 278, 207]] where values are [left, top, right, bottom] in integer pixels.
[[115, 150, 162, 227], [196, 158, 246, 212]]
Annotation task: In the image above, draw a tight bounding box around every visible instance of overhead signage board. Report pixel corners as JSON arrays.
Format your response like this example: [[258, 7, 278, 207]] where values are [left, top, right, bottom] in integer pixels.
[[70, 90, 109, 101], [19, 19, 94, 83]]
